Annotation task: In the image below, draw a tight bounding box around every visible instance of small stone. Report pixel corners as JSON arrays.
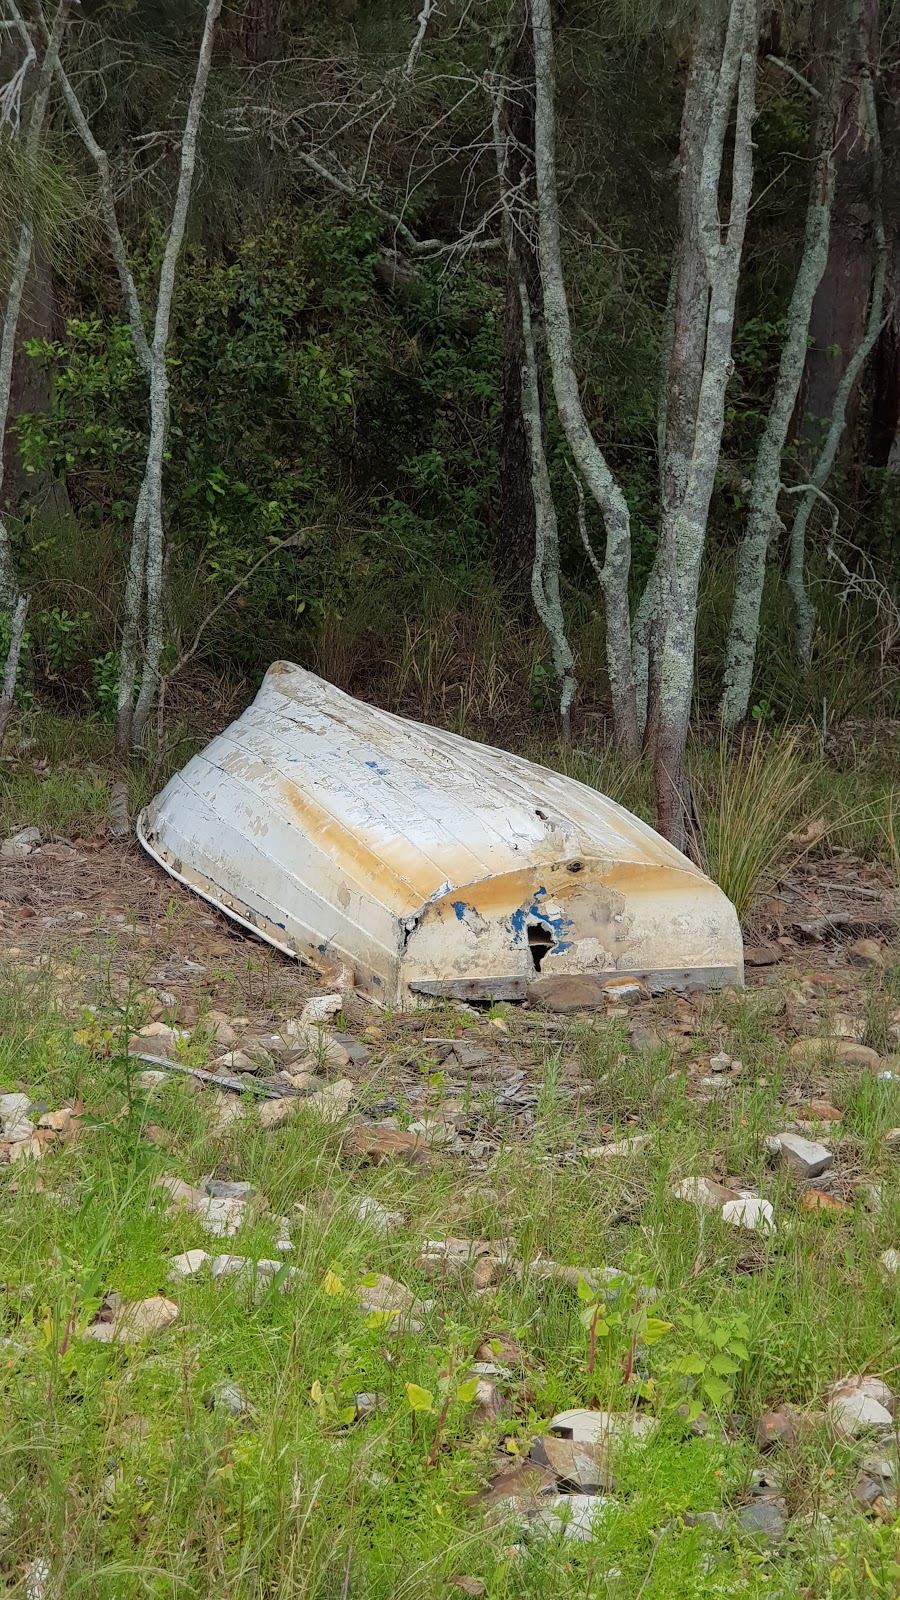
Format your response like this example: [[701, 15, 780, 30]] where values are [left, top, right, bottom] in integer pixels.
[[836, 1041, 882, 1069], [407, 1116, 456, 1147], [756, 1410, 798, 1451], [766, 1132, 832, 1179], [202, 1178, 256, 1201], [204, 1379, 255, 1418], [601, 977, 651, 1006], [549, 1407, 655, 1445], [300, 993, 344, 1024], [737, 1501, 786, 1541], [721, 1195, 776, 1235], [708, 1052, 734, 1073], [168, 1250, 210, 1280], [156, 1174, 207, 1210], [86, 1296, 179, 1343], [283, 1018, 350, 1068], [743, 946, 780, 967], [37, 1109, 72, 1133], [214, 1050, 258, 1075], [797, 1102, 842, 1122], [347, 1195, 406, 1235], [354, 1391, 386, 1417], [195, 1196, 247, 1238], [829, 1392, 894, 1438], [849, 939, 884, 968], [205, 1013, 237, 1048], [789, 1037, 881, 1069], [879, 1249, 900, 1278], [526, 975, 610, 1012], [3, 1113, 35, 1141], [138, 1070, 169, 1089], [672, 1176, 737, 1212], [884, 1128, 900, 1153], [583, 1134, 650, 1159], [9, 1137, 42, 1164], [258, 1097, 298, 1131], [800, 1189, 851, 1214], [0, 1092, 31, 1121], [683, 1510, 728, 1530], [531, 1493, 614, 1541], [305, 1078, 353, 1122], [0, 826, 41, 861], [209, 1093, 245, 1133], [856, 1182, 884, 1212], [347, 1124, 431, 1170]]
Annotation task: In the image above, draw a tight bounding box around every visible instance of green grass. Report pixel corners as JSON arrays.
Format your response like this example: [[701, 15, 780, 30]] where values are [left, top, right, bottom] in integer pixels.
[[1, 957, 899, 1598]]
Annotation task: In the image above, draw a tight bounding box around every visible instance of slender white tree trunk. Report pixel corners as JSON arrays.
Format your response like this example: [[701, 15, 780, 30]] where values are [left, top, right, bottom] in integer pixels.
[[646, 0, 758, 851], [530, 0, 638, 750], [0, 0, 69, 725], [720, 34, 843, 724], [786, 13, 885, 669], [116, 0, 223, 752]]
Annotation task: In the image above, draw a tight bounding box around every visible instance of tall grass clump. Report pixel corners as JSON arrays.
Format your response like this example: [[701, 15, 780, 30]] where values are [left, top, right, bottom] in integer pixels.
[[695, 724, 816, 920]]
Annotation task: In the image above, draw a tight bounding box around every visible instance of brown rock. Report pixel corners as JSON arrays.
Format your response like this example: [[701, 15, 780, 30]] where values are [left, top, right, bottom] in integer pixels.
[[800, 1189, 851, 1214], [347, 1124, 431, 1170], [796, 1102, 842, 1122], [849, 939, 885, 968], [526, 975, 610, 1012], [756, 1410, 798, 1451], [744, 946, 780, 967]]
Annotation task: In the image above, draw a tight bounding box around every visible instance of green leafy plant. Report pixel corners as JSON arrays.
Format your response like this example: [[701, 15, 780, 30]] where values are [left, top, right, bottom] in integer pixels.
[[665, 1306, 750, 1421]]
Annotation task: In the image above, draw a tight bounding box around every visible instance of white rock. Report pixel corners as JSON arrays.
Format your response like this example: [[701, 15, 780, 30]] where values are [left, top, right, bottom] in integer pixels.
[[24, 1556, 50, 1600], [138, 1070, 169, 1089], [300, 993, 345, 1024], [38, 1109, 72, 1132], [194, 1196, 247, 1238], [0, 1092, 31, 1121], [672, 1176, 734, 1212], [115, 1296, 179, 1340], [258, 1096, 298, 1131], [1, 826, 41, 861], [532, 1493, 614, 1540], [880, 1248, 900, 1277], [9, 1137, 42, 1164], [721, 1195, 776, 1235], [3, 1113, 35, 1141], [583, 1135, 650, 1159], [829, 1392, 894, 1438], [209, 1092, 245, 1133], [766, 1132, 832, 1178], [549, 1408, 656, 1445], [213, 1050, 258, 1075], [168, 1249, 210, 1280], [283, 1018, 350, 1068], [305, 1078, 353, 1122], [347, 1195, 406, 1235]]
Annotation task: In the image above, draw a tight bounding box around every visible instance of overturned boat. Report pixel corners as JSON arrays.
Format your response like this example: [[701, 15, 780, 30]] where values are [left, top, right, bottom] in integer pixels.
[[137, 662, 743, 1004]]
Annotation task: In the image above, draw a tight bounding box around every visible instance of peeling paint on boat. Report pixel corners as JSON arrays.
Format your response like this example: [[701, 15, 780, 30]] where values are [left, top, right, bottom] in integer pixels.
[[136, 662, 743, 1002]]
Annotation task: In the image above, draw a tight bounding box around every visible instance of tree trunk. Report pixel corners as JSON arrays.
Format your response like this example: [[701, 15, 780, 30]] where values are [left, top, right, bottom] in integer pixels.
[[719, 17, 844, 726], [118, 0, 223, 753], [242, 0, 282, 65], [786, 6, 886, 666], [531, 0, 639, 750], [497, 3, 541, 598], [645, 0, 758, 851], [868, 51, 900, 470], [798, 0, 877, 461]]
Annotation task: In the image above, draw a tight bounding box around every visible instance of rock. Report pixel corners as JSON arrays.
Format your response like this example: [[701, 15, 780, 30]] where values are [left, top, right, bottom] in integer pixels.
[[211, 1255, 295, 1293], [305, 1078, 354, 1122], [849, 939, 884, 968], [447, 1579, 487, 1598], [756, 1410, 799, 1451], [796, 1102, 842, 1123], [708, 1052, 735, 1073], [856, 1182, 883, 1211], [37, 1109, 72, 1133], [737, 1501, 786, 1541], [195, 1196, 247, 1238], [836, 1041, 882, 1069], [210, 1093, 245, 1133], [155, 1174, 207, 1210], [549, 1408, 655, 1445], [583, 1134, 650, 1160], [204, 1379, 255, 1418], [355, 1273, 422, 1317], [23, 1556, 51, 1600], [168, 1249, 210, 1280], [354, 1391, 386, 1417], [766, 1132, 832, 1179], [300, 993, 345, 1024], [0, 1092, 31, 1122], [204, 1012, 237, 1048], [84, 1295, 179, 1343], [529, 1434, 608, 1492], [214, 1050, 259, 1075], [258, 1097, 298, 1131], [407, 1116, 457, 1147], [884, 1128, 900, 1153], [131, 1021, 188, 1055], [202, 1178, 256, 1201], [347, 1195, 406, 1235], [347, 1124, 431, 1170], [526, 975, 610, 1012], [283, 1018, 351, 1068], [450, 1040, 490, 1071], [880, 1249, 900, 1277], [827, 1377, 895, 1438], [3, 1112, 35, 1141], [683, 1510, 728, 1531], [138, 1071, 169, 1090], [9, 1137, 42, 1164], [800, 1190, 851, 1214], [744, 945, 780, 967], [721, 1195, 776, 1235], [672, 1176, 737, 1212], [601, 977, 651, 1006], [531, 1493, 614, 1541], [528, 1261, 630, 1299], [0, 826, 41, 861]]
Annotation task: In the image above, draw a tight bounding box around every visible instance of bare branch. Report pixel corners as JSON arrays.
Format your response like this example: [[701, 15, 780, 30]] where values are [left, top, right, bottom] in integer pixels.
[[765, 54, 820, 97], [403, 0, 437, 82]]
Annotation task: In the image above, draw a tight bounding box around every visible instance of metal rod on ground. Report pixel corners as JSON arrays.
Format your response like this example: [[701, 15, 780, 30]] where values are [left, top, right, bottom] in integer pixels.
[[127, 1051, 317, 1099]]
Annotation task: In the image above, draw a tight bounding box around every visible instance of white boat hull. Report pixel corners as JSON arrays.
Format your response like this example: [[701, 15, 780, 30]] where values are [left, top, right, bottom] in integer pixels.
[[137, 663, 743, 1003]]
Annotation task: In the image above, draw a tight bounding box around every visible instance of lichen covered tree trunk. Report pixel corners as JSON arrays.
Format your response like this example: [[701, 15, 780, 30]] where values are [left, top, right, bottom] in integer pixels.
[[645, 0, 758, 851]]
